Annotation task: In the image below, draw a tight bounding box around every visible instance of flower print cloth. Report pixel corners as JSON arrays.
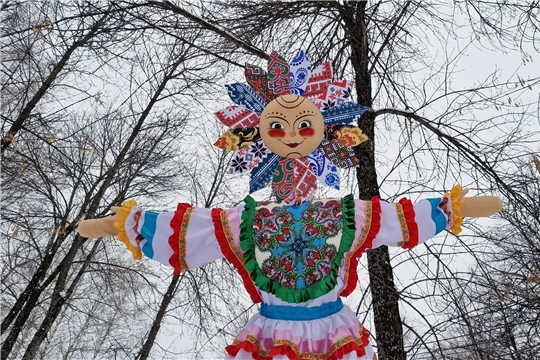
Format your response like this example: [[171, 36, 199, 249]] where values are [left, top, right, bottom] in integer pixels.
[[114, 188, 462, 359]]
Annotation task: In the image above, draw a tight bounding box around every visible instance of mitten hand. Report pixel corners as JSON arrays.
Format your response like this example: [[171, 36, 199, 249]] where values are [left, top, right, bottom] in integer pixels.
[[78, 208, 120, 238], [460, 191, 503, 218]]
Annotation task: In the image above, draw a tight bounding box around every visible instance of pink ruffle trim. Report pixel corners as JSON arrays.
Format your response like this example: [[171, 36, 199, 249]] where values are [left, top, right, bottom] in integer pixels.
[[226, 326, 371, 360]]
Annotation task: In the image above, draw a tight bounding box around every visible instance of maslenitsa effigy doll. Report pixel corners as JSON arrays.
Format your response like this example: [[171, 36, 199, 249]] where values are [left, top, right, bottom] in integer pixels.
[[79, 51, 502, 360]]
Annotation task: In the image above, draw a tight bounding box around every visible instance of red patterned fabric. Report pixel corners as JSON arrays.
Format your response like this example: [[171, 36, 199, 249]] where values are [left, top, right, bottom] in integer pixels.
[[319, 139, 360, 169], [304, 61, 333, 100], [267, 51, 291, 96], [272, 158, 295, 201], [271, 158, 318, 202], [245, 63, 274, 103], [292, 157, 317, 201], [215, 105, 260, 128], [313, 80, 355, 111]]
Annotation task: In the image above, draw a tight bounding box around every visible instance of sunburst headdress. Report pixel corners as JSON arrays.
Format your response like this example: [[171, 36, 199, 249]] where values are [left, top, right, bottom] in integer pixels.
[[214, 50, 368, 202]]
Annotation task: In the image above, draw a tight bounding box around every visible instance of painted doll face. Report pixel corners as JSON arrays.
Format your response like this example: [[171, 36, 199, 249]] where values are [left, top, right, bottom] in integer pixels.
[[259, 95, 325, 159]]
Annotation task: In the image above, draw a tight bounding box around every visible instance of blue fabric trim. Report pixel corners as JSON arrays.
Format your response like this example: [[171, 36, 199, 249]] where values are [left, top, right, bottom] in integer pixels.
[[322, 103, 368, 125], [427, 198, 446, 234], [260, 299, 343, 321], [225, 83, 267, 113], [139, 211, 157, 259], [249, 154, 280, 193]]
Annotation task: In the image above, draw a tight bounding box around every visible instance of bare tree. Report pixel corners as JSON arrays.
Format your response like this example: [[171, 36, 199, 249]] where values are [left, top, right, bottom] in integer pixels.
[[2, 1, 538, 359], [201, 1, 539, 359], [1, 1, 243, 358], [1, 1, 115, 152], [427, 158, 540, 360]]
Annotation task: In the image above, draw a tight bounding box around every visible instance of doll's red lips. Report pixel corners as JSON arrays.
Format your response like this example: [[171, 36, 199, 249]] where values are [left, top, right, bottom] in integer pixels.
[[286, 143, 300, 148]]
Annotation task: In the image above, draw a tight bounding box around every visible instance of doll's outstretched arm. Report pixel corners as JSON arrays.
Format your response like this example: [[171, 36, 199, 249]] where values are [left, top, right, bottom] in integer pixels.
[[78, 200, 225, 274], [351, 185, 504, 252], [459, 188, 503, 217], [444, 186, 503, 235], [78, 207, 120, 238]]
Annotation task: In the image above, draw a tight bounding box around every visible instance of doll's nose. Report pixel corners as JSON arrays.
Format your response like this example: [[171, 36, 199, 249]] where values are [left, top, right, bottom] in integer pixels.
[[289, 130, 296, 137]]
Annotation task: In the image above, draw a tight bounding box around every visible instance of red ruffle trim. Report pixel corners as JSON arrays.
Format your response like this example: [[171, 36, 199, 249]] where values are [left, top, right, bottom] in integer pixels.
[[341, 196, 382, 297], [398, 198, 419, 249], [226, 327, 371, 360], [211, 208, 262, 303], [168, 203, 192, 275]]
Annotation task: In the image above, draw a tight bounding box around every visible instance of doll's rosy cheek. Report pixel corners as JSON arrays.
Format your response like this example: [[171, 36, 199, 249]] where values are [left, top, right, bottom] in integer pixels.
[[268, 129, 286, 138], [299, 128, 315, 137]]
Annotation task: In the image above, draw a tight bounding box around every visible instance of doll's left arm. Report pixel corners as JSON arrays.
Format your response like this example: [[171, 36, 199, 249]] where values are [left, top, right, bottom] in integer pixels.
[[356, 185, 503, 250]]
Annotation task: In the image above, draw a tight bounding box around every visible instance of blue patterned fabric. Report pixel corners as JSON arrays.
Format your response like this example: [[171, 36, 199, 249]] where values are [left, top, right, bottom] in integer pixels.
[[289, 50, 312, 96], [307, 149, 340, 190], [253, 199, 342, 290], [249, 153, 280, 193], [225, 83, 268, 114], [322, 102, 369, 126]]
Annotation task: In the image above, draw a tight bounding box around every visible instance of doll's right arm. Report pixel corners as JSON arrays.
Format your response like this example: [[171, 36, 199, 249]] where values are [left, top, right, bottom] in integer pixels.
[[78, 212, 119, 238], [78, 200, 224, 274]]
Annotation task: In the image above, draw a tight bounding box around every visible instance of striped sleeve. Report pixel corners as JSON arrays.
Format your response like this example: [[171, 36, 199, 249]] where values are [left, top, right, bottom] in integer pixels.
[[355, 186, 463, 251], [114, 201, 224, 274]]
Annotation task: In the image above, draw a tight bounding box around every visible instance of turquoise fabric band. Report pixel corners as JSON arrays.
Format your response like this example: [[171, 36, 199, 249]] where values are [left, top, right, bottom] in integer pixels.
[[260, 299, 343, 321]]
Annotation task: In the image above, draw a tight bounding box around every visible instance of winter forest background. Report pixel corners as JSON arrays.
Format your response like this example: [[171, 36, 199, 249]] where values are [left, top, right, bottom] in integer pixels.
[[1, 1, 539, 359]]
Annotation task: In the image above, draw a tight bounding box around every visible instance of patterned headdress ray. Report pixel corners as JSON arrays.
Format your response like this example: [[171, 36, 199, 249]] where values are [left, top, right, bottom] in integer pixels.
[[214, 50, 369, 202]]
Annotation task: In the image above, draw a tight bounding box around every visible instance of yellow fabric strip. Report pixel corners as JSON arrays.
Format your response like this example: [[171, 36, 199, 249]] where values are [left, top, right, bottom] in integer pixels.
[[445, 184, 463, 235], [220, 211, 246, 263], [178, 207, 193, 270], [395, 203, 409, 247]]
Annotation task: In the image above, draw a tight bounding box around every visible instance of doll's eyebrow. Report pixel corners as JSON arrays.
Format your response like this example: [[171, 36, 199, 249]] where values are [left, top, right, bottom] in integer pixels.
[[267, 115, 291, 124], [294, 114, 315, 123]]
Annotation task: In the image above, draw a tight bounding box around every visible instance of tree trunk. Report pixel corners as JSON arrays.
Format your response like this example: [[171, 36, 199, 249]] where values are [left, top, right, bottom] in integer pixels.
[[343, 2, 406, 359], [21, 238, 99, 360]]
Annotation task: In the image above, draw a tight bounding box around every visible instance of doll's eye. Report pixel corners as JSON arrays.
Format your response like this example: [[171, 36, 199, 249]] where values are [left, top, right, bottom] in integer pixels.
[[270, 122, 284, 129], [298, 120, 311, 128]]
